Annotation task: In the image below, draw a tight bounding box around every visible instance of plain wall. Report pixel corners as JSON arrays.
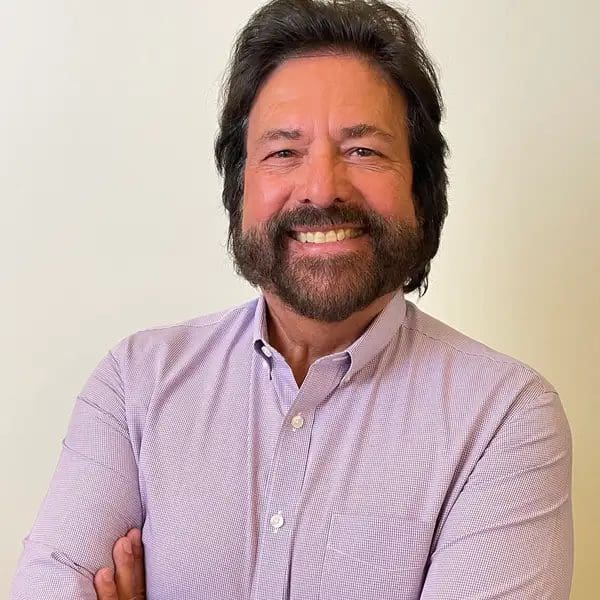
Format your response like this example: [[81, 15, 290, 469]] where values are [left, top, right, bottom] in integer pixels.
[[1, 1, 598, 597]]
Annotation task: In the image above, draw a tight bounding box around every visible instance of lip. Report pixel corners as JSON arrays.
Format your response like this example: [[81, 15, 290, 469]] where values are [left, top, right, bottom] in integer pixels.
[[288, 231, 369, 252], [288, 224, 365, 234]]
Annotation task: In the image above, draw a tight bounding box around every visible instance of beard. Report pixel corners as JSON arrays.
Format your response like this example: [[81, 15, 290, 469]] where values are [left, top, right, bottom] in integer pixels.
[[229, 202, 424, 323]]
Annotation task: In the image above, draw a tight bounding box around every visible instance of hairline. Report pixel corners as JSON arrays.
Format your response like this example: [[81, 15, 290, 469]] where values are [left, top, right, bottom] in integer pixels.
[[244, 47, 410, 153]]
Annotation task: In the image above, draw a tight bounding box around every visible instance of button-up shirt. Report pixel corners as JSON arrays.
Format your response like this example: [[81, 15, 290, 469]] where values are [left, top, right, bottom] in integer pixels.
[[11, 289, 573, 599]]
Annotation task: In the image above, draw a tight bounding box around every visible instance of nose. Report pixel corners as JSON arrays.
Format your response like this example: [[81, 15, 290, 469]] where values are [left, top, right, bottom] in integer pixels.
[[301, 146, 349, 208]]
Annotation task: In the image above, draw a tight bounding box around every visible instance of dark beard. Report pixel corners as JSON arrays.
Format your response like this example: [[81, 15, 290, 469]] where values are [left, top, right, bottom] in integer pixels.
[[229, 203, 424, 322]]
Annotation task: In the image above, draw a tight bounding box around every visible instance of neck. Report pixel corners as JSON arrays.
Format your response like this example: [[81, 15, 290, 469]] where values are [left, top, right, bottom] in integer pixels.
[[262, 290, 395, 386]]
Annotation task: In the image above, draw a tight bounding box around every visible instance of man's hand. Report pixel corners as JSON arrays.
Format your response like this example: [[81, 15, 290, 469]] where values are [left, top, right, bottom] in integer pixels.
[[93, 528, 146, 599]]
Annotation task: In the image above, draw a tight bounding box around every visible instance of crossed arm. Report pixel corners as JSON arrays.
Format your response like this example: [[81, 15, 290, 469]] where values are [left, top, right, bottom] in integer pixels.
[[11, 348, 574, 598]]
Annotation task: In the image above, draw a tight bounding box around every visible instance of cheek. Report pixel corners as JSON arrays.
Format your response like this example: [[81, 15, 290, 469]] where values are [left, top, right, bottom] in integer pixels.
[[242, 170, 292, 231], [357, 174, 417, 225]]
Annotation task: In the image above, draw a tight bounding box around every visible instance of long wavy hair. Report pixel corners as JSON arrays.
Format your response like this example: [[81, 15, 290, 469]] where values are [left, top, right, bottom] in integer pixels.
[[214, 0, 448, 296]]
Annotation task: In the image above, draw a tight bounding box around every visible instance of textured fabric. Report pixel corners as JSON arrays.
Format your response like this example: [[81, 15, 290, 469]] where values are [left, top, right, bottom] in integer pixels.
[[11, 289, 573, 599]]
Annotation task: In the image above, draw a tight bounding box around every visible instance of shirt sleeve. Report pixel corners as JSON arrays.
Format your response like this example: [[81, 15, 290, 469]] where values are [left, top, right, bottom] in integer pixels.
[[10, 347, 143, 600], [420, 390, 573, 599]]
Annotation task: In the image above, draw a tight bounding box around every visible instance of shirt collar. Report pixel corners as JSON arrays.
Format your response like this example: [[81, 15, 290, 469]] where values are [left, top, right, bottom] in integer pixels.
[[252, 289, 407, 383]]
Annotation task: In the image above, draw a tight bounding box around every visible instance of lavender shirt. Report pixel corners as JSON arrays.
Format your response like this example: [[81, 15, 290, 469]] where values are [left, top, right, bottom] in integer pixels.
[[11, 290, 573, 599]]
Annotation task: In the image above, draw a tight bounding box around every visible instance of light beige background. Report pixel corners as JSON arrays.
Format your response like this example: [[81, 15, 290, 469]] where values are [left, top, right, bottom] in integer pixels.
[[1, 1, 598, 597]]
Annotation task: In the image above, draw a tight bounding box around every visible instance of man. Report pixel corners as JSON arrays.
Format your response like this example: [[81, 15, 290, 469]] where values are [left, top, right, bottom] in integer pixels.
[[11, 0, 573, 598]]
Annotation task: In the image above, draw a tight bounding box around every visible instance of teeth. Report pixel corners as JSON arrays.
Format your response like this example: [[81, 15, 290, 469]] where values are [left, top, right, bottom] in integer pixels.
[[293, 228, 363, 243]]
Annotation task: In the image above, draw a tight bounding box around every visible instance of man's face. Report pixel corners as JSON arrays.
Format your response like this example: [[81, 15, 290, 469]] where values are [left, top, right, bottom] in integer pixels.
[[231, 53, 424, 322]]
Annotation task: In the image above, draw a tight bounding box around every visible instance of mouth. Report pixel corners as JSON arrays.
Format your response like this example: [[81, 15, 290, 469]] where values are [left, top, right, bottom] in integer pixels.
[[287, 226, 366, 244]]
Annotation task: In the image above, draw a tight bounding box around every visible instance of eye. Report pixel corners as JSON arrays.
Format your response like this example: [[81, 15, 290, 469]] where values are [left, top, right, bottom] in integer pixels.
[[266, 149, 296, 159], [349, 147, 381, 158]]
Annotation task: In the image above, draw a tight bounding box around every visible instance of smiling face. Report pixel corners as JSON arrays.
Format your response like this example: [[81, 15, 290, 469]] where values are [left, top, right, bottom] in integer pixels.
[[230, 52, 425, 322]]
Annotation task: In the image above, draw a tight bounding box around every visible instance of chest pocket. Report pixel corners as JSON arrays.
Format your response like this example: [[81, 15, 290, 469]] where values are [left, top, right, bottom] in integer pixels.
[[319, 512, 434, 600]]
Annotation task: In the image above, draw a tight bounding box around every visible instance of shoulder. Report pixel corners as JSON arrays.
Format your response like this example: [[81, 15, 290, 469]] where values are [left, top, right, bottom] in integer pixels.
[[400, 301, 570, 453], [108, 296, 259, 367], [401, 300, 557, 400]]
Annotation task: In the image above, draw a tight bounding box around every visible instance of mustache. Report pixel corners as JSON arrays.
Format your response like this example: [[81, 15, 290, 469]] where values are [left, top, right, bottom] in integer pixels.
[[265, 204, 372, 238]]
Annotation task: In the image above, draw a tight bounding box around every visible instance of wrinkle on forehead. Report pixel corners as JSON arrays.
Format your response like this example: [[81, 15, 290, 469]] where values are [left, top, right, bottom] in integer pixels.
[[246, 54, 409, 146]]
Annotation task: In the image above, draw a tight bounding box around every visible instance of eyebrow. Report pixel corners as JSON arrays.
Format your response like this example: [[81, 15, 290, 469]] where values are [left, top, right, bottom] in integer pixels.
[[257, 123, 395, 145], [258, 128, 303, 144], [340, 123, 395, 142]]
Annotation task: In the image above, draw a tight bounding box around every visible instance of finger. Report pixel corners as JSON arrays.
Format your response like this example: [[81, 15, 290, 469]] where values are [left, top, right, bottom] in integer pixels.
[[113, 536, 137, 599], [127, 528, 146, 598], [93, 568, 118, 600]]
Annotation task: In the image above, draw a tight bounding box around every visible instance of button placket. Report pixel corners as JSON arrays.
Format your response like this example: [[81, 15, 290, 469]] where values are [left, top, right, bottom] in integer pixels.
[[250, 406, 315, 600], [250, 360, 346, 600]]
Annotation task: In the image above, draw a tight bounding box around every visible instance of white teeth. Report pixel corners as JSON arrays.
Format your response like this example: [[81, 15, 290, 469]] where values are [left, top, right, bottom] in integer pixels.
[[292, 228, 363, 243]]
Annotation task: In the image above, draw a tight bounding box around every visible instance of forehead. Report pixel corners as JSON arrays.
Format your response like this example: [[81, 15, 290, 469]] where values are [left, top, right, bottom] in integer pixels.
[[246, 53, 408, 140]]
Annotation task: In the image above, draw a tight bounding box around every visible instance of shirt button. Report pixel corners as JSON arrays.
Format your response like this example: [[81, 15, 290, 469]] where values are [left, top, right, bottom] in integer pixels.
[[261, 345, 272, 358], [270, 511, 284, 530], [291, 414, 304, 430]]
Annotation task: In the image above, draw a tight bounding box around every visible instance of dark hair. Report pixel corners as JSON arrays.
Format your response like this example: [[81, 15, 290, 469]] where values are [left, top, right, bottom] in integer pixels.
[[214, 0, 448, 296]]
